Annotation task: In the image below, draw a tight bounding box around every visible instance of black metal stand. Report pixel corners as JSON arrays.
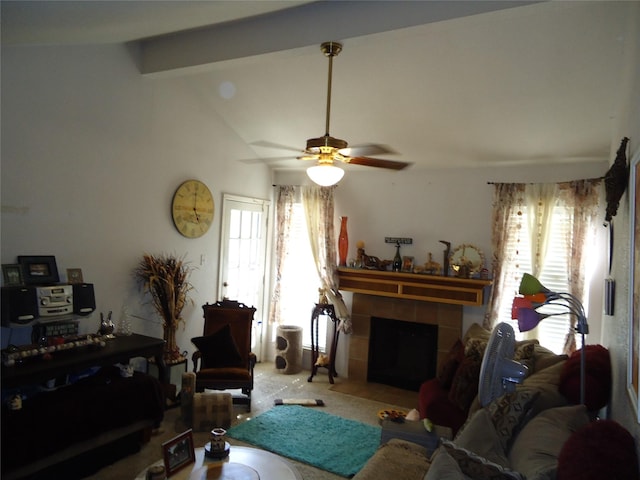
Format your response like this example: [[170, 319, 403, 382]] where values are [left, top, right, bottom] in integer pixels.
[[307, 303, 340, 384]]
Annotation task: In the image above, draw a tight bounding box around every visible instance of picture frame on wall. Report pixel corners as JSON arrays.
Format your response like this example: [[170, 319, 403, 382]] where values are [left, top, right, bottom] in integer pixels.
[[162, 429, 195, 476], [2, 264, 23, 286], [66, 268, 84, 284], [629, 148, 640, 423]]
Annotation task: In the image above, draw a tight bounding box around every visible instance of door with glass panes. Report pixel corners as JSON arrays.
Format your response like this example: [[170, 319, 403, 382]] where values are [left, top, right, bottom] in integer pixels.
[[218, 194, 270, 359]]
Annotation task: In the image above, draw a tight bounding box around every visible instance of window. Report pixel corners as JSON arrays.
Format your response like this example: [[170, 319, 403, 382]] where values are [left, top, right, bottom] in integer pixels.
[[498, 205, 579, 354], [277, 203, 327, 350]]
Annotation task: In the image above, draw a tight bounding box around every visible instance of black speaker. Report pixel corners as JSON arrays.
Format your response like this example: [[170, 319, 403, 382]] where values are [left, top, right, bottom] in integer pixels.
[[73, 283, 96, 316], [1, 286, 39, 326]]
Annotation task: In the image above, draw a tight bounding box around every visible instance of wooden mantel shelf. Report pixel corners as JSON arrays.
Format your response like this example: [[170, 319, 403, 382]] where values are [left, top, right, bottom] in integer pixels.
[[337, 267, 492, 306]]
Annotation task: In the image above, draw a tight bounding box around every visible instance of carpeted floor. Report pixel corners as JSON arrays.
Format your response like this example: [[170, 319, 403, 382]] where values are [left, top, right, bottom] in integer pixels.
[[82, 362, 420, 479]]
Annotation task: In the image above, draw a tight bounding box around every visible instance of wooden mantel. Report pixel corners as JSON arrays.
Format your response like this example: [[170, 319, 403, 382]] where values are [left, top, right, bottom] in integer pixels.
[[337, 267, 492, 306]]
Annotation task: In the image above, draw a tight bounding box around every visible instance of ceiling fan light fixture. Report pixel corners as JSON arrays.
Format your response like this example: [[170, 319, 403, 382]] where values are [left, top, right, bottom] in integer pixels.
[[307, 163, 344, 186]]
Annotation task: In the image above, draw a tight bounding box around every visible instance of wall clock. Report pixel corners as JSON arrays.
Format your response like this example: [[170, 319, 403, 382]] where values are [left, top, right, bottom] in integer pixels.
[[171, 179, 214, 238]]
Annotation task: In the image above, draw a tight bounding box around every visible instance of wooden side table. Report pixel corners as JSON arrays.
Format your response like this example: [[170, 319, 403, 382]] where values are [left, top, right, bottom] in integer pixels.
[[307, 303, 340, 384]]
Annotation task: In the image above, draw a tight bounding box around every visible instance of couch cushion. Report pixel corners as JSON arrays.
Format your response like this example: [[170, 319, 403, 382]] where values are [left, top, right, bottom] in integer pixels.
[[353, 438, 431, 480], [486, 388, 539, 453], [441, 439, 524, 480], [509, 405, 589, 480], [454, 408, 509, 467], [521, 361, 569, 416], [191, 324, 244, 368], [425, 447, 467, 480]]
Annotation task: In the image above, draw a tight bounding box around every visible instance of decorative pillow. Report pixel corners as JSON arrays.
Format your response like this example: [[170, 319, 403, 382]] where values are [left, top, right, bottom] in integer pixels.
[[509, 405, 589, 480], [425, 447, 467, 480], [453, 408, 509, 467], [463, 323, 491, 344], [191, 325, 244, 368], [533, 344, 567, 371], [486, 388, 540, 453], [448, 353, 483, 412], [513, 341, 536, 373], [441, 439, 525, 480], [437, 339, 465, 389], [522, 362, 570, 415], [557, 419, 640, 480], [559, 345, 611, 411]]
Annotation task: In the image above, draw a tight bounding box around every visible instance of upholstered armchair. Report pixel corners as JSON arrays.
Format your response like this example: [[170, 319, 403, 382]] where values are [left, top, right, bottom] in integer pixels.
[[191, 300, 256, 411]]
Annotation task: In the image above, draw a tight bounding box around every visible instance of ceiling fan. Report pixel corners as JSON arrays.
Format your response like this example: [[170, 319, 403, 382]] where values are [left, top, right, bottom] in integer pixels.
[[254, 41, 410, 186]]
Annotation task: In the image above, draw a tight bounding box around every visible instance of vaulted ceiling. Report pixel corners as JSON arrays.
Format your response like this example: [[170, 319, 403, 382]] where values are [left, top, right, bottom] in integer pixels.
[[2, 1, 637, 172]]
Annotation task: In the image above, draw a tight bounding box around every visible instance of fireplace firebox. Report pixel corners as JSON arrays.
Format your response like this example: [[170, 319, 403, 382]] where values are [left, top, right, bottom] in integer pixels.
[[368, 316, 438, 391]]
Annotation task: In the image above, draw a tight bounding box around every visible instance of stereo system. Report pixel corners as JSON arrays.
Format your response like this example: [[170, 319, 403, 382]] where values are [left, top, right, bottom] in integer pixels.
[[1, 283, 96, 327], [37, 284, 73, 317]]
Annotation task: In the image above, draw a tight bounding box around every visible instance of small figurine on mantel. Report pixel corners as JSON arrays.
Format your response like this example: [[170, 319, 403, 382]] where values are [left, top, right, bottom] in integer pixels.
[[356, 241, 392, 270], [423, 252, 441, 275]]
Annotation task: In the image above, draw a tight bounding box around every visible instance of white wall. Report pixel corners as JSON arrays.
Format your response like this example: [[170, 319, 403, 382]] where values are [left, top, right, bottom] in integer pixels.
[[1, 44, 272, 355]]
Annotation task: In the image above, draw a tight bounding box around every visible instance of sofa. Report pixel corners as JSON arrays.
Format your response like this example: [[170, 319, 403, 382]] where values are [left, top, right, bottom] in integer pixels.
[[353, 323, 638, 480], [417, 323, 570, 435]]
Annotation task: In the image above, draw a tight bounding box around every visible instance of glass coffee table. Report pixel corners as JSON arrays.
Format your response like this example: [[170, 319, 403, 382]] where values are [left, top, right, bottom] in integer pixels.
[[136, 445, 302, 480]]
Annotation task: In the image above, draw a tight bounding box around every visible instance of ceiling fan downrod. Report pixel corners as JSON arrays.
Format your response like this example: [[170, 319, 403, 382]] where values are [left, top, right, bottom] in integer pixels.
[[321, 41, 342, 139]]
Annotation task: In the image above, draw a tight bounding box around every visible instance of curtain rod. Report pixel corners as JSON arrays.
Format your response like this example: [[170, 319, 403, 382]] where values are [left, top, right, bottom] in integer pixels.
[[487, 176, 603, 185]]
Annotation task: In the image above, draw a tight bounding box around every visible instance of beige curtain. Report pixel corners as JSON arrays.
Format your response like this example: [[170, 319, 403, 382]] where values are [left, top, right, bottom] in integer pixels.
[[268, 186, 295, 325], [302, 185, 352, 334], [559, 178, 602, 354], [526, 184, 556, 277], [485, 183, 526, 329], [488, 179, 602, 349]]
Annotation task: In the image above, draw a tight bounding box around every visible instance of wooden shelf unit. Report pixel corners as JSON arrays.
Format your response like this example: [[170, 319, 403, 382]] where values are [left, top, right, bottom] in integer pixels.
[[337, 267, 492, 306]]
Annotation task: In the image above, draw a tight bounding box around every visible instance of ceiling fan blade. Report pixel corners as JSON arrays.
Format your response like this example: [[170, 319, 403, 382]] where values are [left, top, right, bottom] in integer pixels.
[[239, 156, 295, 164], [339, 144, 396, 157], [345, 156, 411, 170], [250, 140, 303, 154]]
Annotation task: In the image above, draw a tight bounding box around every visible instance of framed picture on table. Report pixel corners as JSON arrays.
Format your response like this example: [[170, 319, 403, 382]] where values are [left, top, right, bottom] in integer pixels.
[[66, 268, 84, 284], [162, 429, 195, 476], [2, 264, 23, 286]]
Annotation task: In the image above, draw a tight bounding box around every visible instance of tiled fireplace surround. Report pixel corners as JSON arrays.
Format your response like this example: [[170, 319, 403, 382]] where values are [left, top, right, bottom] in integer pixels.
[[348, 293, 463, 383]]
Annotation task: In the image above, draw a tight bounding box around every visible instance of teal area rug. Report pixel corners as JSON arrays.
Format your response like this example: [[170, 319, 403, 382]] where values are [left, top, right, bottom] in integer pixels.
[[227, 405, 380, 477]]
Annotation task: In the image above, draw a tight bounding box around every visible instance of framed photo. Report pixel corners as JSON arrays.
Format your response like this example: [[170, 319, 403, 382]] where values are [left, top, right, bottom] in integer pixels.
[[66, 268, 84, 284], [2, 264, 23, 286], [162, 429, 195, 476], [17, 255, 59, 285], [629, 148, 640, 423], [401, 256, 414, 272]]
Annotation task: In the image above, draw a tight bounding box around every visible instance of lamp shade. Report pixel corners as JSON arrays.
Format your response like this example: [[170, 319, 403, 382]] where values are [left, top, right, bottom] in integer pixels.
[[518, 273, 550, 295], [307, 163, 344, 186]]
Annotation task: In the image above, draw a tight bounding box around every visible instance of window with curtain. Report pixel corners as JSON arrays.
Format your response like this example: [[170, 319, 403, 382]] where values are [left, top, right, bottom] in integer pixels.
[[277, 201, 326, 349], [488, 179, 602, 355]]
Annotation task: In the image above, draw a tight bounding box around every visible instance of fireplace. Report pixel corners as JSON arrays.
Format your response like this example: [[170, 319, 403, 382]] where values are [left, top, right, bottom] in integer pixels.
[[347, 293, 463, 386], [368, 317, 438, 391]]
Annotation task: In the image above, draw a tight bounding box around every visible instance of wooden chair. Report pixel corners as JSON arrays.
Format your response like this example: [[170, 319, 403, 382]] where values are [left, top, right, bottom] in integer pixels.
[[191, 300, 256, 411]]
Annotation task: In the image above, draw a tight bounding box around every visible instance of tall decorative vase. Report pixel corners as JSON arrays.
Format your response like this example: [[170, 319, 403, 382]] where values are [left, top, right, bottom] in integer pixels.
[[338, 216, 349, 267]]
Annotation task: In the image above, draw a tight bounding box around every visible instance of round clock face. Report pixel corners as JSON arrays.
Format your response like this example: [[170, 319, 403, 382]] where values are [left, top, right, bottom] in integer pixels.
[[171, 180, 214, 238]]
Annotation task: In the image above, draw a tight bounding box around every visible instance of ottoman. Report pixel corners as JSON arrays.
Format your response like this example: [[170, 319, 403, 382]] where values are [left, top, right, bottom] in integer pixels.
[[181, 372, 233, 430]]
